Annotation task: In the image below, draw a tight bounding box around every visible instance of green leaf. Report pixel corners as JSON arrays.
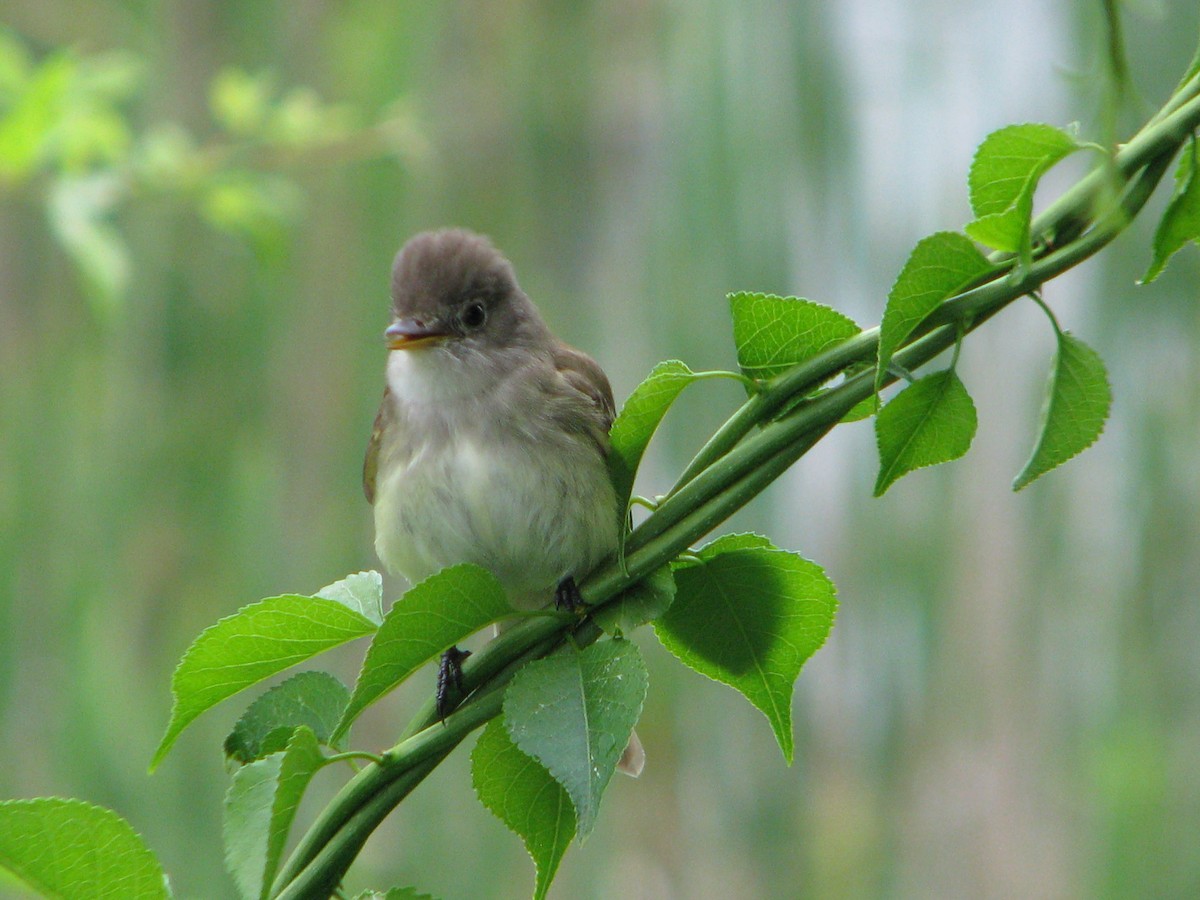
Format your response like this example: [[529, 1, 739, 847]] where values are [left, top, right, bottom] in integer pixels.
[[76, 50, 142, 102], [316, 570, 384, 626], [503, 639, 648, 839], [874, 369, 977, 496], [672, 532, 774, 567], [151, 593, 377, 771], [0, 52, 73, 179], [55, 105, 131, 172], [472, 719, 575, 900], [268, 87, 353, 146], [728, 292, 861, 385], [593, 565, 676, 635], [876, 232, 992, 394], [0, 29, 33, 97], [1173, 35, 1200, 94], [655, 541, 836, 764], [51, 53, 139, 173], [1013, 332, 1111, 491], [223, 727, 326, 900], [965, 123, 1082, 254], [841, 395, 876, 423], [135, 122, 198, 189], [353, 889, 438, 900], [224, 671, 351, 764], [707, 532, 777, 552], [1143, 142, 1200, 284], [0, 798, 169, 899], [47, 174, 130, 321], [210, 68, 273, 135], [333, 565, 513, 742], [608, 360, 703, 526], [200, 172, 302, 250]]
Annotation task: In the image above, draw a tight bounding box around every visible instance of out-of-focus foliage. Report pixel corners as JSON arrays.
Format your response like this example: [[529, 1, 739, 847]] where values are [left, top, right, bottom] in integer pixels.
[[0, 25, 411, 319], [2, 2, 1200, 898]]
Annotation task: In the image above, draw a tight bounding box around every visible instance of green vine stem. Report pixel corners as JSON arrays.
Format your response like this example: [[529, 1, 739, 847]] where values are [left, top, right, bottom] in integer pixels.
[[269, 77, 1198, 899], [671, 86, 1200, 494]]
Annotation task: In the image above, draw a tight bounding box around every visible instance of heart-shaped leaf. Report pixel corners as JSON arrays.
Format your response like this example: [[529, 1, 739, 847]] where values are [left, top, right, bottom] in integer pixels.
[[224, 671, 350, 764], [874, 369, 977, 496], [655, 539, 836, 763], [876, 232, 991, 394], [729, 292, 861, 385], [472, 719, 575, 900], [0, 798, 168, 899], [503, 639, 648, 839], [1013, 332, 1111, 490]]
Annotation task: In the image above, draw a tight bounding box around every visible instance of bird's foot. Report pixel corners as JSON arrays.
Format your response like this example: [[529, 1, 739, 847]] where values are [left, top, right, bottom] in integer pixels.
[[436, 645, 472, 721], [554, 575, 588, 614]]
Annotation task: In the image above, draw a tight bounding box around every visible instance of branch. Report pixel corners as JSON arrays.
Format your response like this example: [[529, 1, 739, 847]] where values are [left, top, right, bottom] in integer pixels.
[[270, 73, 1200, 898]]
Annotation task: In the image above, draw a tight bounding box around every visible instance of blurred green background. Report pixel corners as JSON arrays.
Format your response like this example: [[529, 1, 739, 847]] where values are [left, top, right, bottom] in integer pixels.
[[2, 2, 1199, 898]]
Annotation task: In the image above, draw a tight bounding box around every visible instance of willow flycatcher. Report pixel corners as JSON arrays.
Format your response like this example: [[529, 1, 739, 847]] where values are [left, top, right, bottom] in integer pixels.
[[363, 228, 643, 774]]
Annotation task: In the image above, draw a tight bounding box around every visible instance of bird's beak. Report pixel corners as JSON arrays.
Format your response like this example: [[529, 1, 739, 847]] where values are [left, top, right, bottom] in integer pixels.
[[385, 319, 451, 350]]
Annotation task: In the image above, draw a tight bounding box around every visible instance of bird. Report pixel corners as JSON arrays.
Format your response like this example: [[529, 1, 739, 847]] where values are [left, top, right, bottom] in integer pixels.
[[363, 228, 643, 775]]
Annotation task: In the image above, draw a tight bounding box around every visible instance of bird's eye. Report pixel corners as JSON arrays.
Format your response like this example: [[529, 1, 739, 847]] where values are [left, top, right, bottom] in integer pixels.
[[461, 301, 487, 330]]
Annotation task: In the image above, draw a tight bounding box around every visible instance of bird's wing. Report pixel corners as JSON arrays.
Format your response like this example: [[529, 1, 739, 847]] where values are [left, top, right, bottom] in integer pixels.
[[362, 387, 392, 504], [552, 343, 616, 450]]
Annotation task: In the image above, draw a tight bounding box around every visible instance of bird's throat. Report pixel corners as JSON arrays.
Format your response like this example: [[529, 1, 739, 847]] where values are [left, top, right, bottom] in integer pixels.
[[385, 344, 496, 409]]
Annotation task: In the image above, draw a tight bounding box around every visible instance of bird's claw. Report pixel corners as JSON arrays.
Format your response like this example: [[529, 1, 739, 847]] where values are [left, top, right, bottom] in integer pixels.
[[554, 575, 587, 614], [436, 645, 471, 721]]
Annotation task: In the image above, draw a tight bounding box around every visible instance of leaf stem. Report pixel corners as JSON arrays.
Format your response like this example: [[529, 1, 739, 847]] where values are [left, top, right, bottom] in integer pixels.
[[688, 369, 765, 392], [1028, 291, 1063, 337], [323, 751, 384, 768]]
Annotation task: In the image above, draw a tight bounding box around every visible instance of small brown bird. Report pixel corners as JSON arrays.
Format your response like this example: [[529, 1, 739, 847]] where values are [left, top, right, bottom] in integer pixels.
[[363, 229, 643, 774]]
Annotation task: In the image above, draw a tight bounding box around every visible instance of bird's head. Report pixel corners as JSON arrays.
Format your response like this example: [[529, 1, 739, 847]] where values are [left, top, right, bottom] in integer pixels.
[[385, 229, 547, 357]]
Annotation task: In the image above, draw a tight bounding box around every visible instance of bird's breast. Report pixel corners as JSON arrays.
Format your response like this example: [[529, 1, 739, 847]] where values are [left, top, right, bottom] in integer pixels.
[[373, 427, 618, 607]]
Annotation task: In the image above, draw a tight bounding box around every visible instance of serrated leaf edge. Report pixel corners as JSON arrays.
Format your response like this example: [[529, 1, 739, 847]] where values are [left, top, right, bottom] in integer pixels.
[[874, 370, 978, 496], [152, 594, 376, 770], [0, 797, 169, 899], [1012, 333, 1111, 490]]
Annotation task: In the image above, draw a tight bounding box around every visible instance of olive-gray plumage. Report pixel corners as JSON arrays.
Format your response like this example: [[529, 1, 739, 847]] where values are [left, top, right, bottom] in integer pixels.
[[365, 228, 643, 774], [365, 228, 618, 608]]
